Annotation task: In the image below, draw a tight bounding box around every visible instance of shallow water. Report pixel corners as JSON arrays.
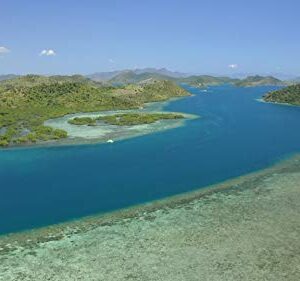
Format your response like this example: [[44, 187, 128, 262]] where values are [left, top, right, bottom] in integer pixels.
[[44, 100, 195, 141], [1, 84, 300, 235]]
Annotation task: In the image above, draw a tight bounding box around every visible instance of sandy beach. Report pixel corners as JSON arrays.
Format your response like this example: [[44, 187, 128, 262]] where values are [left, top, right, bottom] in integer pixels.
[[0, 155, 300, 280]]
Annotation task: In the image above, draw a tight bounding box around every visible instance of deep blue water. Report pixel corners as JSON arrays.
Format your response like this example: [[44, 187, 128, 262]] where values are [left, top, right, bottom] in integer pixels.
[[1, 85, 300, 235]]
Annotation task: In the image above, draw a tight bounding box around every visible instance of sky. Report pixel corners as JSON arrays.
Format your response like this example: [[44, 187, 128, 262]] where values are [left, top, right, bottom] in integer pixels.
[[0, 0, 300, 76]]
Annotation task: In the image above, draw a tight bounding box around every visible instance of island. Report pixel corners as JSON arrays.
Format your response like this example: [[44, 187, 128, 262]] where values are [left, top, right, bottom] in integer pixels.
[[68, 117, 97, 126], [0, 75, 190, 147], [234, 75, 284, 87], [90, 70, 286, 88], [68, 113, 184, 127], [263, 84, 300, 105]]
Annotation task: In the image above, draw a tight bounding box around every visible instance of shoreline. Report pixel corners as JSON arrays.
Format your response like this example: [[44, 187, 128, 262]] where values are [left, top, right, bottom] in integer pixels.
[[1, 151, 299, 247], [1, 153, 300, 280], [256, 98, 300, 107], [0, 97, 198, 151]]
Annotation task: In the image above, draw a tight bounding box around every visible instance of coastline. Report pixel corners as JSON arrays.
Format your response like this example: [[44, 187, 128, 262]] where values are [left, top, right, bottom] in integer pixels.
[[1, 152, 299, 244], [1, 153, 300, 280], [0, 97, 198, 151], [256, 98, 300, 107]]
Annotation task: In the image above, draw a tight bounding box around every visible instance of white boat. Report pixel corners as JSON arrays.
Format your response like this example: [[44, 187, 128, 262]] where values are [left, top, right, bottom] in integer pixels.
[[107, 139, 114, 143]]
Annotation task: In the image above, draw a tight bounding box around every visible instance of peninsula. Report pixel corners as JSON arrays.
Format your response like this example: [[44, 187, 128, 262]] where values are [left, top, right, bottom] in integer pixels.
[[263, 84, 300, 105], [0, 75, 190, 147]]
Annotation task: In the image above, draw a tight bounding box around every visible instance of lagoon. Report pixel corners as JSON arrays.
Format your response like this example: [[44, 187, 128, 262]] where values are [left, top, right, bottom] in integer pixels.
[[1, 84, 300, 235]]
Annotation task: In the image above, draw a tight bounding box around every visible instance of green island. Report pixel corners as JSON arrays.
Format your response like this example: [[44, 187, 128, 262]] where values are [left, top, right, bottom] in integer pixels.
[[234, 75, 284, 87], [68, 117, 97, 126], [98, 113, 184, 126], [89, 70, 287, 88], [263, 84, 300, 105], [0, 75, 189, 147], [68, 113, 184, 127]]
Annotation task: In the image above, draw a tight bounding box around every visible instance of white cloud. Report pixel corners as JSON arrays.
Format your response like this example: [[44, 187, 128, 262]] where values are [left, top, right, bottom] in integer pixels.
[[108, 58, 115, 64], [228, 64, 238, 69], [39, 49, 56, 56], [0, 46, 10, 54]]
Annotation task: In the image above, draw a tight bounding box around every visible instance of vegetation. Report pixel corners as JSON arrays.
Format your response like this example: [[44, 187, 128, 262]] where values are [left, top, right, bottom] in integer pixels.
[[97, 113, 184, 126], [109, 71, 176, 85], [68, 117, 96, 126], [235, 75, 284, 87], [0, 71, 288, 148], [0, 125, 67, 147], [178, 75, 238, 87], [0, 75, 189, 147], [68, 113, 184, 126], [263, 84, 300, 105], [102, 70, 285, 88]]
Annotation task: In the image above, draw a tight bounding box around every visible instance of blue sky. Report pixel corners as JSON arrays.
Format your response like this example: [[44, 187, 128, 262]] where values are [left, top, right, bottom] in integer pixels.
[[0, 0, 299, 76]]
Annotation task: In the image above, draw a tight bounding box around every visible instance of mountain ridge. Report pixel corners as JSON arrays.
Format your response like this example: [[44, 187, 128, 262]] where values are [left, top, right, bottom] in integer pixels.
[[0, 70, 288, 88]]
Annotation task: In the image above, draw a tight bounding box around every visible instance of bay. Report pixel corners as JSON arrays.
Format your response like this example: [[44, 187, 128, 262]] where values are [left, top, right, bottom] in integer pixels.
[[1, 85, 300, 235]]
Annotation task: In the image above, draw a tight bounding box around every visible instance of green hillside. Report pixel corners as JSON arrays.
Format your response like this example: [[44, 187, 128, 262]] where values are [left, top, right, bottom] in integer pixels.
[[93, 70, 286, 88], [263, 84, 300, 105], [179, 75, 237, 87], [0, 76, 189, 147], [235, 75, 284, 87]]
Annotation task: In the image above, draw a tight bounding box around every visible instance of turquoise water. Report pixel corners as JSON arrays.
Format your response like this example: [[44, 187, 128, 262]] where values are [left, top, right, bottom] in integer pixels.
[[1, 85, 300, 235]]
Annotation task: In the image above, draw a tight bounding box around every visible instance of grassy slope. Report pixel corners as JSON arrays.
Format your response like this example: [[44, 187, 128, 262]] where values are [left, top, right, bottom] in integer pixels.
[[0, 76, 189, 146], [263, 84, 300, 105]]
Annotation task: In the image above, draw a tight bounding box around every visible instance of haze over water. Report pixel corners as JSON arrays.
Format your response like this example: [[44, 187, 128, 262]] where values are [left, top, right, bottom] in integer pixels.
[[1, 85, 300, 235]]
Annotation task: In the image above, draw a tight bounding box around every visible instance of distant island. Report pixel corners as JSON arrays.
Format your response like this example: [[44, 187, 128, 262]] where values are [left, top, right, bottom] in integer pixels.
[[263, 84, 300, 105], [0, 70, 289, 89], [0, 75, 189, 147], [234, 75, 283, 87], [68, 113, 184, 127], [1, 69, 289, 89], [86, 69, 288, 88]]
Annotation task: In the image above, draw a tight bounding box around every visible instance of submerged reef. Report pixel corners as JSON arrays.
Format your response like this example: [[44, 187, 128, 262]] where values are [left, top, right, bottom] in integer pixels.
[[1, 156, 300, 280]]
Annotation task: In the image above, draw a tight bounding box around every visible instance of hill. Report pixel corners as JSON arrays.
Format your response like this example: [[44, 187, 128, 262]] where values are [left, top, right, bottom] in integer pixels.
[[110, 73, 286, 88], [108, 72, 239, 87], [86, 71, 122, 82], [108, 71, 176, 85], [133, 68, 187, 78], [0, 75, 189, 147], [263, 84, 300, 105], [0, 74, 19, 82], [178, 75, 238, 87], [87, 68, 288, 88], [0, 74, 103, 87], [235, 75, 284, 87], [87, 68, 187, 82]]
